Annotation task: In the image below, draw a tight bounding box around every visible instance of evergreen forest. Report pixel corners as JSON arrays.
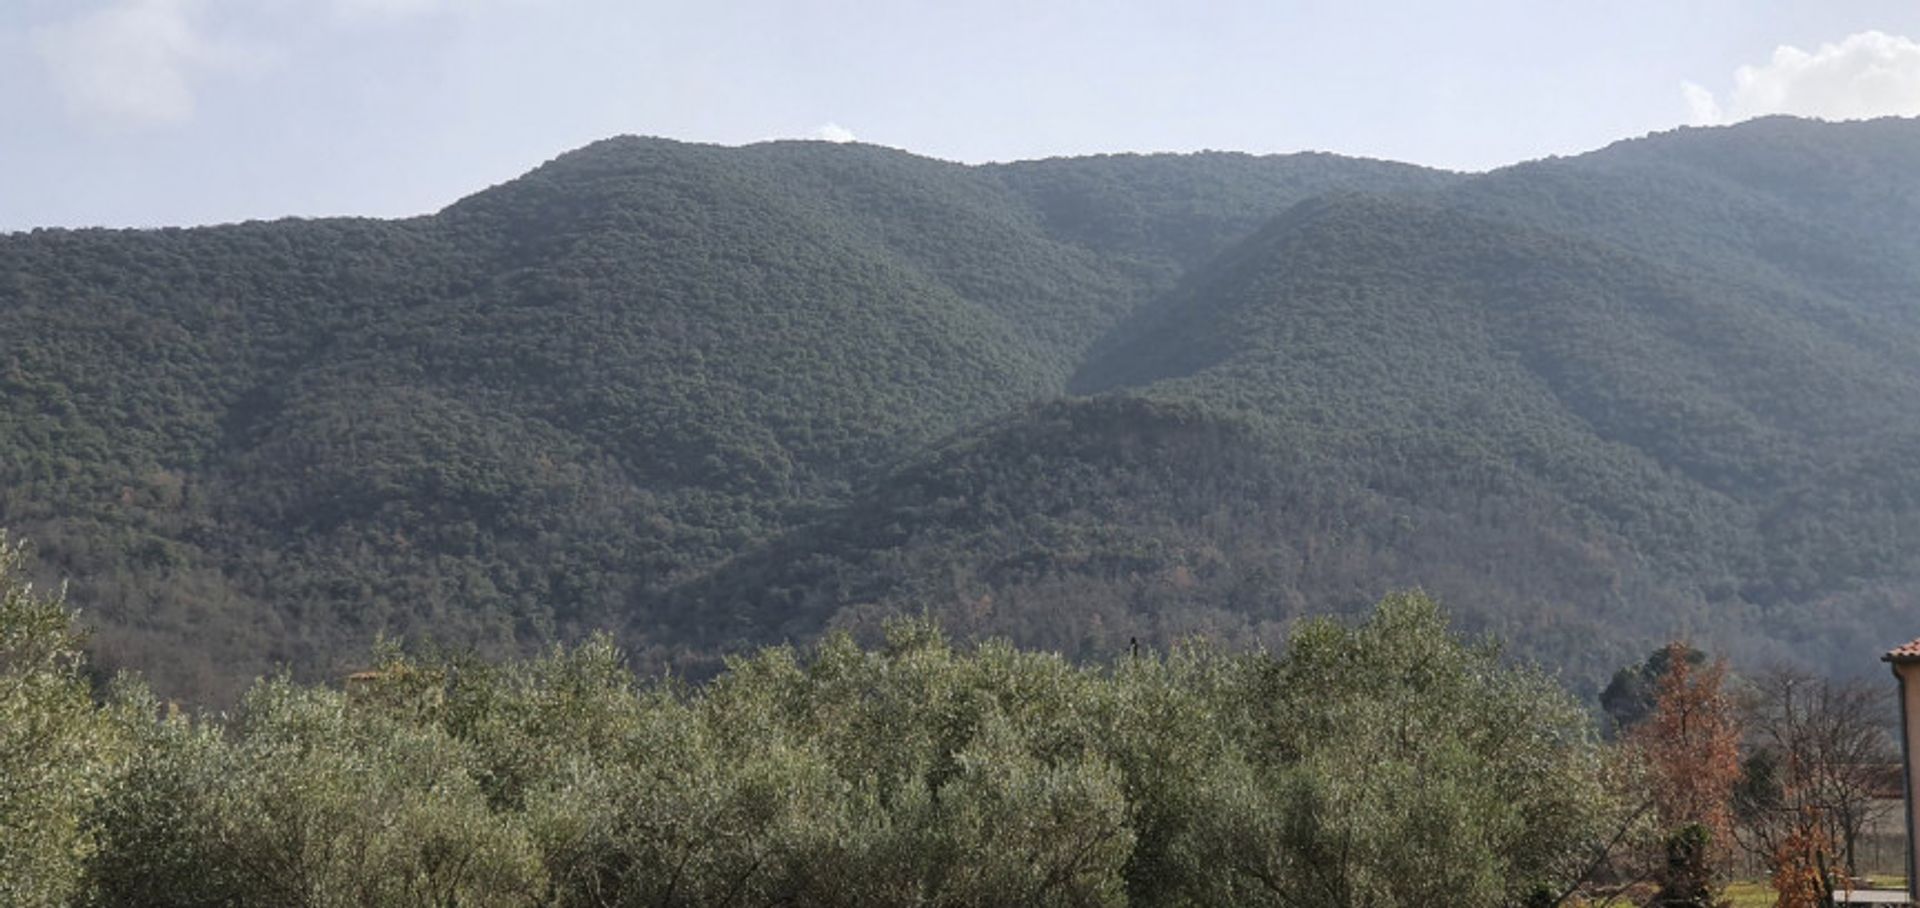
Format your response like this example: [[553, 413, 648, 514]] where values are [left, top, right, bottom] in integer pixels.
[[4, 116, 1920, 703]]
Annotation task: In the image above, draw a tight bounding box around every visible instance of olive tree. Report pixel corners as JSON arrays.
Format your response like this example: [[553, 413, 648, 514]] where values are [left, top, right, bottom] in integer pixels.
[[1181, 592, 1625, 908], [0, 535, 123, 908]]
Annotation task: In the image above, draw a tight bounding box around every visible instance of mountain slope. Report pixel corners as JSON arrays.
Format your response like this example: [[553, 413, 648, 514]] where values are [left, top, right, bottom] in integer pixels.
[[659, 395, 1676, 689], [0, 138, 1445, 700], [1069, 126, 1920, 674], [4, 120, 1918, 700]]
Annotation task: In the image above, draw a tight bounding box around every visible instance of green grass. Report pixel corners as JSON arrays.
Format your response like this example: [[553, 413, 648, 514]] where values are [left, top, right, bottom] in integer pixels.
[[1723, 881, 1774, 908]]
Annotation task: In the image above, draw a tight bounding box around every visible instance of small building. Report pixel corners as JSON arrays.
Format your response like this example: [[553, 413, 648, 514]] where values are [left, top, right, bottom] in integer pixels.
[[1884, 639, 1920, 905]]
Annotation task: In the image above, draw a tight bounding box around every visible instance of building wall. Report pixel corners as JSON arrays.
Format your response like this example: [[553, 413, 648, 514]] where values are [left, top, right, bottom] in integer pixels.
[[1895, 662, 1920, 901]]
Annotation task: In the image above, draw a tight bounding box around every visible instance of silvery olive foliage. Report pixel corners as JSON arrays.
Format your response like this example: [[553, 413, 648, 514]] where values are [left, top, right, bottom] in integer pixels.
[[4, 537, 1622, 908], [1, 535, 126, 907]]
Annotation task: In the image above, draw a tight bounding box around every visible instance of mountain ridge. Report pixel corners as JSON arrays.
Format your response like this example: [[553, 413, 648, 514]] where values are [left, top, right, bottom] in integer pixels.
[[4, 117, 1917, 701]]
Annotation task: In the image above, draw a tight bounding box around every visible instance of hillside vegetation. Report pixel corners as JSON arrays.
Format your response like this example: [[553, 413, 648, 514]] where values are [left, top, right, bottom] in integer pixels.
[[4, 548, 1623, 908], [2, 117, 1917, 701]]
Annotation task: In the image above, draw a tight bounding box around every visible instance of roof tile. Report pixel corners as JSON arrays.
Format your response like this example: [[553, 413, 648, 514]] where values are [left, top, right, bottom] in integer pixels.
[[1885, 638, 1920, 661]]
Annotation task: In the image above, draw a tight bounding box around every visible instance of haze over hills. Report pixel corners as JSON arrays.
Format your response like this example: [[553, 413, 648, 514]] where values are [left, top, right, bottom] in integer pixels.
[[3, 116, 1916, 702]]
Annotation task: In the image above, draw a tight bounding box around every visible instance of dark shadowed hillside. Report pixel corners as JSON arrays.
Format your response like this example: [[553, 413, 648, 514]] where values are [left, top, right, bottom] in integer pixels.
[[660, 396, 1675, 688], [2, 119, 1916, 701]]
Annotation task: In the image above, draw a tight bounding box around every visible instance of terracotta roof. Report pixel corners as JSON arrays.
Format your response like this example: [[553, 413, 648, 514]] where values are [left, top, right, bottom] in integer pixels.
[[1884, 638, 1920, 662]]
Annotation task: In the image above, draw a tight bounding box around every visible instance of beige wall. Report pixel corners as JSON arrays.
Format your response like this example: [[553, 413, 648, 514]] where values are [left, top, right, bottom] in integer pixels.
[[1895, 662, 1920, 901]]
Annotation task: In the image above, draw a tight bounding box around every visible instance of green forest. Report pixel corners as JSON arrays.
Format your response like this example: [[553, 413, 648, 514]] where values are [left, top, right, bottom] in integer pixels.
[[4, 116, 1920, 707], [8, 532, 1893, 908]]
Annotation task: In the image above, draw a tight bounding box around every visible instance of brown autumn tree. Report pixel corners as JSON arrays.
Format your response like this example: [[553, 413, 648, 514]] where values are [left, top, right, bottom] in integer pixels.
[[1741, 671, 1896, 876], [1630, 642, 1743, 906], [1733, 670, 1897, 906], [1765, 801, 1836, 908]]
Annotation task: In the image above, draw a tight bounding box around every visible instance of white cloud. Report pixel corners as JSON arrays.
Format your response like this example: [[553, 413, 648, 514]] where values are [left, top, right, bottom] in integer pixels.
[[32, 0, 264, 127], [1685, 31, 1920, 126], [1681, 81, 1722, 126], [810, 122, 857, 143], [331, 0, 447, 23]]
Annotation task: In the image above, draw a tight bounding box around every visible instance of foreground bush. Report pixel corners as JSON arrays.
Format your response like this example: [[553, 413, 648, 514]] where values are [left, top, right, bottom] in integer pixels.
[[0, 543, 1624, 907], [1, 536, 127, 908]]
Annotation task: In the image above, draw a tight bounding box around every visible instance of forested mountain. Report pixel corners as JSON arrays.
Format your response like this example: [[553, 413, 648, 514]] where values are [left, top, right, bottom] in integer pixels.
[[3, 117, 1916, 702]]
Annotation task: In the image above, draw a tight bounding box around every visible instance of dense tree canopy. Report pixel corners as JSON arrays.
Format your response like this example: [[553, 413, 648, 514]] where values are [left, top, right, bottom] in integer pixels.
[[4, 117, 1920, 701], [0, 523, 1625, 908]]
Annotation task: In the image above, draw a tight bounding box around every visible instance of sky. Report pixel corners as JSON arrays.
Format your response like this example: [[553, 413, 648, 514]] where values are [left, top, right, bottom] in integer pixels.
[[4, 0, 1920, 231]]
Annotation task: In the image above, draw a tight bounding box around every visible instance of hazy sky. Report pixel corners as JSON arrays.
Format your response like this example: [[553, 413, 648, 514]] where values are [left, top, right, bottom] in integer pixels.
[[5, 0, 1920, 231]]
